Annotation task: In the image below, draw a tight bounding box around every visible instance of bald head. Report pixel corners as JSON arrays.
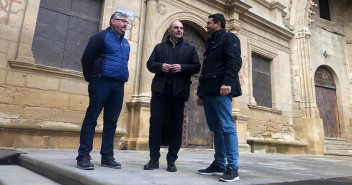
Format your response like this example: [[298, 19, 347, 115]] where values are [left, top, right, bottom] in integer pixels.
[[168, 21, 184, 43]]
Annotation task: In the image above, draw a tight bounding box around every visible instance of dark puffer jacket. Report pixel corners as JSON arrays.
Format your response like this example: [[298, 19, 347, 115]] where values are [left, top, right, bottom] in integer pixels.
[[147, 38, 200, 101], [197, 29, 242, 98], [81, 27, 130, 82]]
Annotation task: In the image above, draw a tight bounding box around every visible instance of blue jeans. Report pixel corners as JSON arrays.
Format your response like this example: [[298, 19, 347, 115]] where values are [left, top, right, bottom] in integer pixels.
[[77, 77, 124, 159], [203, 95, 239, 171]]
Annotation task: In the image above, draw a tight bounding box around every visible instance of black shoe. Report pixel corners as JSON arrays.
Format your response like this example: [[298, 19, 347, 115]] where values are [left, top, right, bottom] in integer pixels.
[[166, 161, 177, 172], [76, 156, 94, 170], [198, 161, 225, 176], [219, 165, 240, 182], [144, 159, 159, 170], [101, 156, 121, 169]]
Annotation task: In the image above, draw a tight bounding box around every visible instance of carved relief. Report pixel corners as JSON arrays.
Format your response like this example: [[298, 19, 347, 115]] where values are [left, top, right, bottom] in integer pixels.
[[157, 3, 167, 15], [239, 55, 248, 87], [0, 0, 22, 25], [308, 0, 317, 25], [284, 0, 294, 30]]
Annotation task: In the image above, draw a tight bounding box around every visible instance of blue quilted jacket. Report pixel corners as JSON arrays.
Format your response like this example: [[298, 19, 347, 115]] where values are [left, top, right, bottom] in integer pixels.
[[81, 27, 130, 82]]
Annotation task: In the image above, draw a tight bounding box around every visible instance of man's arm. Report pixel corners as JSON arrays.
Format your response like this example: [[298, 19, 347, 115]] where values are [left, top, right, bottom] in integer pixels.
[[147, 45, 165, 73], [222, 33, 242, 86], [81, 33, 104, 82], [176, 46, 201, 75]]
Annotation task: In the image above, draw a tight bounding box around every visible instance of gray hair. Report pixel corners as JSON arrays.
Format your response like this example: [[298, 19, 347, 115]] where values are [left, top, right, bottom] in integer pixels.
[[110, 12, 128, 26], [169, 21, 181, 29]]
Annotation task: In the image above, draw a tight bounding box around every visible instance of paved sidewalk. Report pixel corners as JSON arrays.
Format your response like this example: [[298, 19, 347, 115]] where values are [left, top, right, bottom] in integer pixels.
[[2, 149, 352, 185]]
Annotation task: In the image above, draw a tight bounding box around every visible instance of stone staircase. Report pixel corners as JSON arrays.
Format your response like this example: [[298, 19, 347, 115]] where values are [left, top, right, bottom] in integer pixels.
[[324, 137, 352, 156]]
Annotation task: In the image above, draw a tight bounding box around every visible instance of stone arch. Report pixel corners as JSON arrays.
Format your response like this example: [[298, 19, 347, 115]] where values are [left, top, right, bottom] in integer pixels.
[[313, 65, 340, 89], [154, 12, 208, 43], [289, 0, 315, 33]]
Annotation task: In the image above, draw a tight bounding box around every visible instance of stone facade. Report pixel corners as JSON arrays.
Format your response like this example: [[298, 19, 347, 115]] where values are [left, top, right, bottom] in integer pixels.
[[0, 0, 351, 155]]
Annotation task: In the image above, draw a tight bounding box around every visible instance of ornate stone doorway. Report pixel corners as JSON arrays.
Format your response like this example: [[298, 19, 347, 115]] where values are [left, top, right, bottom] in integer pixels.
[[314, 66, 340, 138], [162, 23, 212, 148]]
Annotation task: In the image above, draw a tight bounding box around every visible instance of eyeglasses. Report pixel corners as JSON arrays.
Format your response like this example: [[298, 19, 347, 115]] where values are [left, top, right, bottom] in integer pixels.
[[115, 19, 130, 25]]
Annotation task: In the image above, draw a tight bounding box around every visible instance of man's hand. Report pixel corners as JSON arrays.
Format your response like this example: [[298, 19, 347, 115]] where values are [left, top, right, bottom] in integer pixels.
[[220, 85, 231, 96], [171, 64, 181, 73], [196, 98, 203, 106], [162, 63, 172, 73]]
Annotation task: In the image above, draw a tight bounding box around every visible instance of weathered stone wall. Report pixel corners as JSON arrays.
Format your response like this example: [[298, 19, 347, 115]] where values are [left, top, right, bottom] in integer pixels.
[[1, 0, 351, 152], [309, 0, 352, 141], [0, 0, 141, 130]]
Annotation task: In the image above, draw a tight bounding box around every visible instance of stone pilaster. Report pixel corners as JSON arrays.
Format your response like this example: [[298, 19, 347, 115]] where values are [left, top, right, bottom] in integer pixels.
[[138, 0, 158, 96], [295, 29, 320, 118], [16, 0, 40, 63], [100, 0, 118, 30], [291, 0, 324, 155], [123, 0, 158, 150]]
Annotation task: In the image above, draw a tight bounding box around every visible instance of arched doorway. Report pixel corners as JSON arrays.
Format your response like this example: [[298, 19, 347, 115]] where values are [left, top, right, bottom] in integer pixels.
[[162, 23, 212, 148], [314, 66, 340, 137]]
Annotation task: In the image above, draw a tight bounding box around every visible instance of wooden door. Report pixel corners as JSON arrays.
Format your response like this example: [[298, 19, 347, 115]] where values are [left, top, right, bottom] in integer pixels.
[[162, 23, 212, 148], [314, 66, 340, 137]]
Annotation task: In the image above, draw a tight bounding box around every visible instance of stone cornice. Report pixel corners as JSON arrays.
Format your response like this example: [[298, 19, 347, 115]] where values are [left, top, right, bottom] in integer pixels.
[[253, 0, 286, 11], [241, 10, 294, 42], [248, 104, 283, 114], [250, 42, 278, 58], [160, 0, 210, 20], [312, 17, 345, 36], [9, 60, 84, 80], [228, 0, 252, 14], [240, 29, 291, 53], [195, 0, 228, 11]]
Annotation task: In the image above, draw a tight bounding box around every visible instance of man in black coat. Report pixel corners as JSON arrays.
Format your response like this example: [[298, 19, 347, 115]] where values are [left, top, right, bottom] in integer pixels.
[[144, 21, 200, 172], [197, 13, 242, 182]]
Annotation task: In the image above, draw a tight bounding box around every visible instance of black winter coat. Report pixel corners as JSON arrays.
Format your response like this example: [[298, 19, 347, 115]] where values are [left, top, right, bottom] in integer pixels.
[[197, 29, 242, 98], [147, 38, 200, 100]]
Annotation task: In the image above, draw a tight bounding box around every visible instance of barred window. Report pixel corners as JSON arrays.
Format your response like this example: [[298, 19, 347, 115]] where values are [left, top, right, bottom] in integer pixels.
[[252, 53, 272, 108]]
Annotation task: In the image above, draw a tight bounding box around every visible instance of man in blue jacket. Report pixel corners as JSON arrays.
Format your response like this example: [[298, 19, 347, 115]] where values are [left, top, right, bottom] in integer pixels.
[[144, 21, 200, 172], [76, 12, 130, 170], [197, 13, 242, 182]]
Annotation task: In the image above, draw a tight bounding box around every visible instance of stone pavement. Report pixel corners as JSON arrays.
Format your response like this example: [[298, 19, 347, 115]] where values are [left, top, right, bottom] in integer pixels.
[[1, 149, 352, 185]]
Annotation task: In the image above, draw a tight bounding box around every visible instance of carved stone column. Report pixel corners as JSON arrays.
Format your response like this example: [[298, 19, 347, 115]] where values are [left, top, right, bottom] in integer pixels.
[[228, 2, 251, 153], [16, 0, 41, 63], [291, 0, 324, 155], [138, 0, 159, 96], [123, 0, 158, 150], [99, 0, 118, 30]]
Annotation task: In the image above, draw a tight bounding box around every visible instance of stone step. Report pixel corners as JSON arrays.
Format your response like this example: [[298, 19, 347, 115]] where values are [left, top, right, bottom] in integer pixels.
[[324, 150, 352, 156], [324, 138, 352, 156], [325, 144, 352, 150], [0, 165, 60, 185], [324, 138, 347, 145]]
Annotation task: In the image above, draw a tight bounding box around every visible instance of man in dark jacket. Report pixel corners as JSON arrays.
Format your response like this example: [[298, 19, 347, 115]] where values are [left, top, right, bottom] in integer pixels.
[[197, 14, 242, 182], [144, 21, 200, 172], [76, 12, 130, 170]]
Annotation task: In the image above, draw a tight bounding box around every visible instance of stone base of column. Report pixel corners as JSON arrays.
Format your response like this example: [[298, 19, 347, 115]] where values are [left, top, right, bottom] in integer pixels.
[[122, 95, 151, 151], [0, 122, 126, 149], [233, 112, 251, 153], [120, 137, 149, 151], [294, 117, 325, 155]]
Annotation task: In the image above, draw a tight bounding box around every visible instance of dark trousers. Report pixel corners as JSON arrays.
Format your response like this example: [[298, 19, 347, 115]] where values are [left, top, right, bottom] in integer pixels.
[[77, 77, 124, 159], [149, 85, 185, 162]]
